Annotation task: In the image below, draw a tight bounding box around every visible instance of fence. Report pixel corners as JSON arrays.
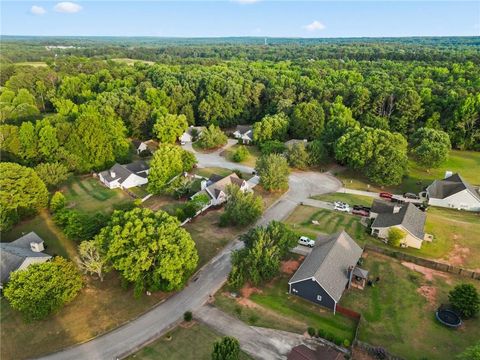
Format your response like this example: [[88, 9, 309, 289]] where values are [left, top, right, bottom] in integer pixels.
[[336, 304, 361, 320], [365, 244, 480, 280], [354, 340, 405, 360]]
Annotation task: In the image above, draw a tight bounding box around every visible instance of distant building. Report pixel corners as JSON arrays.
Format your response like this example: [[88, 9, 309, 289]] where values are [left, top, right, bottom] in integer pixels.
[[288, 231, 365, 314], [194, 173, 250, 206], [0, 232, 51, 286], [233, 125, 254, 144], [98, 160, 149, 189], [425, 172, 480, 212], [179, 126, 206, 143]]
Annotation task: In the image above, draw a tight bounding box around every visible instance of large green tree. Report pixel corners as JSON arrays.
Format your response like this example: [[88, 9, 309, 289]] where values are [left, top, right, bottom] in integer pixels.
[[211, 336, 240, 360], [153, 110, 188, 144], [253, 113, 289, 143], [289, 100, 325, 140], [255, 153, 290, 192], [4, 257, 83, 321], [95, 208, 198, 295], [411, 127, 451, 168], [196, 125, 227, 149], [449, 283, 480, 319], [34, 162, 70, 189], [322, 98, 360, 152], [220, 185, 264, 227]]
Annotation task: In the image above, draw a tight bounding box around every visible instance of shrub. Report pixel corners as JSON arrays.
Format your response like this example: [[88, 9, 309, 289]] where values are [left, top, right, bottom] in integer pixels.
[[50, 191, 66, 213], [234, 305, 243, 316], [248, 313, 259, 324], [307, 327, 316, 337], [317, 328, 326, 338], [197, 125, 227, 149], [212, 336, 240, 360], [184, 311, 193, 322], [387, 227, 405, 247], [449, 283, 480, 318], [232, 146, 249, 162], [343, 339, 351, 348]]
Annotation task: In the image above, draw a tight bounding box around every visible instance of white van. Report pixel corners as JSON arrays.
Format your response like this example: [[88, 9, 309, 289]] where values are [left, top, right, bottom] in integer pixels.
[[298, 236, 315, 247]]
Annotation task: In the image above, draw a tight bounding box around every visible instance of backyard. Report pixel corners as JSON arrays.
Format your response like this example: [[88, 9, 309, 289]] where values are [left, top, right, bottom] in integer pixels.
[[221, 144, 261, 168], [127, 322, 251, 360], [340, 252, 480, 360]]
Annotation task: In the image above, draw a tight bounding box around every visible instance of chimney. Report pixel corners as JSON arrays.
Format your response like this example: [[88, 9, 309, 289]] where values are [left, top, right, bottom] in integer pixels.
[[393, 205, 401, 214], [110, 170, 116, 178], [201, 180, 207, 190], [444, 171, 453, 179], [30, 242, 44, 253]]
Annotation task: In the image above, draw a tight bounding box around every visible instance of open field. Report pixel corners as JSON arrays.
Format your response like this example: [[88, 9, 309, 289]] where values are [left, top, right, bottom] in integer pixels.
[[110, 58, 155, 65], [62, 176, 133, 214], [14, 61, 48, 67], [337, 150, 480, 194], [340, 252, 480, 360], [221, 144, 261, 168], [127, 322, 251, 360]]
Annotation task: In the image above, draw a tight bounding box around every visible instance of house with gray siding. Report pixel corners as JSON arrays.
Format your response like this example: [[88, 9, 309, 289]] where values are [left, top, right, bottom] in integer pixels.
[[288, 231, 363, 313]]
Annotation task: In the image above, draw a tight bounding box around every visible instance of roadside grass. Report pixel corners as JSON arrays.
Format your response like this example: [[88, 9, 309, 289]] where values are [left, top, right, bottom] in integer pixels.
[[0, 273, 169, 360], [337, 150, 480, 194], [62, 176, 132, 214], [222, 144, 261, 168], [127, 322, 251, 360], [312, 193, 373, 207], [340, 252, 480, 360]]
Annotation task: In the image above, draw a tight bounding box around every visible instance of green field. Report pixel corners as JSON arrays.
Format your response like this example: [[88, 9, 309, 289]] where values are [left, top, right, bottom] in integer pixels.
[[111, 58, 155, 66], [14, 61, 48, 67], [128, 322, 251, 360], [340, 252, 480, 360]]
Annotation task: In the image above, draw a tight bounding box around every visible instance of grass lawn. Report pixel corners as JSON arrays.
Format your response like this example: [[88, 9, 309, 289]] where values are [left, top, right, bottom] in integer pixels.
[[111, 58, 155, 65], [62, 176, 133, 214], [337, 150, 480, 194], [14, 61, 48, 67], [1, 272, 169, 360], [193, 167, 252, 181], [129, 185, 150, 199], [222, 144, 261, 168], [312, 193, 373, 207], [340, 252, 480, 360], [128, 322, 251, 360]]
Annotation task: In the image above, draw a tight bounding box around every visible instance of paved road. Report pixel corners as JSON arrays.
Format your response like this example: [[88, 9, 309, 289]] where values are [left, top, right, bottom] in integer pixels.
[[40, 143, 341, 360]]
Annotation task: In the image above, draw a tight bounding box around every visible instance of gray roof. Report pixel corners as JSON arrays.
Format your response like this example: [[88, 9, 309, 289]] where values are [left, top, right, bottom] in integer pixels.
[[235, 125, 253, 139], [371, 202, 426, 239], [428, 173, 480, 202], [0, 232, 51, 283], [205, 173, 245, 200], [371, 199, 396, 214], [99, 160, 149, 183], [289, 231, 363, 302]]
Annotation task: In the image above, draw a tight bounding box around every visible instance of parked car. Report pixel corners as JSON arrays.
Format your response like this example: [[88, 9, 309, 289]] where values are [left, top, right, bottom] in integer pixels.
[[352, 207, 370, 216], [404, 192, 420, 200], [298, 236, 315, 247], [379, 192, 393, 199], [334, 202, 351, 212], [353, 205, 371, 211]]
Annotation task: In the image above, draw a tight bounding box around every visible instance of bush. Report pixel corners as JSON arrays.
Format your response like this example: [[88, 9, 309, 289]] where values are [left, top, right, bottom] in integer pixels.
[[212, 336, 240, 360], [343, 339, 351, 348], [184, 311, 193, 322], [50, 191, 66, 213], [317, 328, 325, 338], [259, 140, 286, 155], [307, 327, 316, 337], [197, 125, 227, 149], [449, 283, 480, 318], [248, 313, 259, 324], [387, 227, 405, 247], [232, 146, 249, 162], [54, 209, 109, 241], [234, 305, 243, 316]]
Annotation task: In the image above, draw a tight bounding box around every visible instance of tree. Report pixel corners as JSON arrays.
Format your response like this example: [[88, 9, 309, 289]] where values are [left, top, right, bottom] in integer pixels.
[[4, 257, 83, 321], [220, 185, 264, 227], [196, 125, 227, 149], [50, 191, 66, 212], [211, 336, 240, 360], [290, 100, 325, 140], [95, 208, 198, 295], [387, 228, 405, 247], [449, 283, 480, 318], [411, 127, 451, 168], [153, 111, 188, 144], [457, 343, 480, 360], [307, 140, 328, 167], [323, 98, 360, 152], [253, 113, 289, 143], [18, 121, 37, 162], [255, 154, 290, 192], [78, 240, 108, 282], [35, 162, 70, 189], [54, 209, 109, 241], [259, 140, 286, 155], [148, 144, 196, 194], [285, 142, 309, 169], [0, 162, 48, 231], [36, 119, 59, 161], [232, 145, 249, 162]]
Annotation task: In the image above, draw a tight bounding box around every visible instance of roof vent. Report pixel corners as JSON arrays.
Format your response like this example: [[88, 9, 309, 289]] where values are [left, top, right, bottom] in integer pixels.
[[444, 171, 453, 179]]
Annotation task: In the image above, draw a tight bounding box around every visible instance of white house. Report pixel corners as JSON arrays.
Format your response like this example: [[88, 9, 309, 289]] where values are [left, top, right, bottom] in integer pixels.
[[0, 232, 51, 286], [425, 172, 480, 212], [233, 125, 254, 144], [98, 160, 149, 189], [132, 140, 158, 155], [195, 173, 250, 206], [179, 126, 206, 143], [370, 202, 426, 249]]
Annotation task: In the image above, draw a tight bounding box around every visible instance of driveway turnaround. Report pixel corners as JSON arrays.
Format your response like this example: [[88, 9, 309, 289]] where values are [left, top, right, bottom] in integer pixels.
[[40, 143, 341, 360]]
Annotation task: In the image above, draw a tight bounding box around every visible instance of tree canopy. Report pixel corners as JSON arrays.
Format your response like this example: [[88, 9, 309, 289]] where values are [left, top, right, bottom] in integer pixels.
[[196, 125, 227, 149], [220, 185, 264, 227], [411, 127, 451, 168], [255, 153, 290, 192], [153, 110, 188, 144], [253, 113, 289, 143]]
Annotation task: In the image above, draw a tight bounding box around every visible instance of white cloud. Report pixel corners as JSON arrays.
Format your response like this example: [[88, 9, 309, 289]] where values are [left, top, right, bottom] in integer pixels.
[[30, 5, 47, 15], [303, 20, 326, 32], [54, 2, 82, 13], [232, 0, 261, 4]]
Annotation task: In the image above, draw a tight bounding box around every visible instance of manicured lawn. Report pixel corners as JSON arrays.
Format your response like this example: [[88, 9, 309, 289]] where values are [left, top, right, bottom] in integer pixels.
[[312, 193, 373, 207], [62, 176, 133, 214], [0, 272, 169, 360], [337, 150, 480, 194], [222, 144, 261, 168], [128, 322, 251, 360], [129, 185, 150, 199], [340, 252, 480, 360]]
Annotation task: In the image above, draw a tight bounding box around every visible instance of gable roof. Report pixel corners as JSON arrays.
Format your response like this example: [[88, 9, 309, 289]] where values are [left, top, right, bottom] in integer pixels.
[[289, 231, 363, 302], [205, 173, 246, 200], [371, 202, 426, 239], [0, 232, 51, 283], [99, 160, 149, 184], [234, 125, 253, 139], [371, 199, 397, 214], [428, 173, 480, 202]]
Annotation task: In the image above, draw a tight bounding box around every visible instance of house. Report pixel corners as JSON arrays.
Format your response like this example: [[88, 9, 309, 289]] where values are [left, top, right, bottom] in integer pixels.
[[233, 125, 254, 144], [196, 173, 250, 206], [370, 202, 426, 249], [287, 344, 344, 360], [288, 231, 365, 314], [133, 140, 158, 155], [179, 126, 205, 143], [98, 160, 149, 189], [369, 199, 402, 219], [0, 232, 51, 286], [425, 172, 480, 212]]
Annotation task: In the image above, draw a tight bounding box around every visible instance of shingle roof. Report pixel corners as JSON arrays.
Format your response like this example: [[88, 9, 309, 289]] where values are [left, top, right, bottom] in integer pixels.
[[235, 125, 252, 134], [205, 173, 246, 200], [289, 231, 363, 302], [371, 202, 426, 239], [428, 173, 480, 202], [371, 199, 396, 214], [99, 161, 149, 183]]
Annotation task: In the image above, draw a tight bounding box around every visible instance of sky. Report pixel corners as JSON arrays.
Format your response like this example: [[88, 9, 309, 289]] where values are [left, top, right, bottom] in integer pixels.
[[1, 1, 479, 38]]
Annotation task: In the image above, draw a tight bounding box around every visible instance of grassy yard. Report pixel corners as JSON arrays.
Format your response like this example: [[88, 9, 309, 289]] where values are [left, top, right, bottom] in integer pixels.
[[14, 61, 48, 67], [128, 185, 150, 199], [222, 144, 261, 168], [62, 176, 133, 214], [128, 322, 251, 360], [312, 193, 373, 207], [193, 167, 252, 181], [340, 252, 480, 360], [337, 150, 480, 194]]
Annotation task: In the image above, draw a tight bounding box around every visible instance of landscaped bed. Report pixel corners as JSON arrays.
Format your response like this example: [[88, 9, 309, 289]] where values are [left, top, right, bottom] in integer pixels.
[[339, 251, 480, 360]]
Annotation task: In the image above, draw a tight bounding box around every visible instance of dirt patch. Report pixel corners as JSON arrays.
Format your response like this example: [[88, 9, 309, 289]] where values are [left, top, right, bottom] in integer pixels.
[[417, 285, 437, 306], [237, 297, 259, 308], [240, 283, 262, 299], [281, 257, 303, 274], [401, 261, 451, 283], [441, 243, 470, 267], [352, 346, 377, 360]]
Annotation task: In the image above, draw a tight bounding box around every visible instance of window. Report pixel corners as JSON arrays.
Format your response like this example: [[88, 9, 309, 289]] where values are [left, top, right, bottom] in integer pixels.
[[317, 295, 322, 302]]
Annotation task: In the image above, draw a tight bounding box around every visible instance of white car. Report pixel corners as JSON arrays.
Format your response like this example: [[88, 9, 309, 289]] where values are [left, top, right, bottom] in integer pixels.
[[298, 236, 315, 247], [334, 202, 351, 212]]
